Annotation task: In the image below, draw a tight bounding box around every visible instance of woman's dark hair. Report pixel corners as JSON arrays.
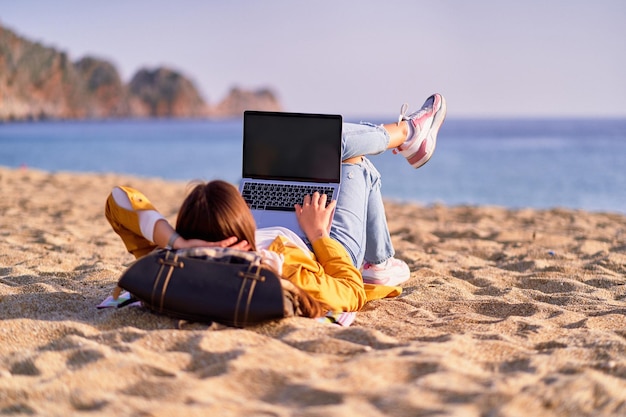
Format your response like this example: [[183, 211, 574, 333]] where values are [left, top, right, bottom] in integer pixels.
[[176, 180, 257, 251]]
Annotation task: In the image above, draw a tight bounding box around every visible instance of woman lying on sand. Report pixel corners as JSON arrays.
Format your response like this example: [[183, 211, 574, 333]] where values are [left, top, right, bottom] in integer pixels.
[[105, 94, 447, 317]]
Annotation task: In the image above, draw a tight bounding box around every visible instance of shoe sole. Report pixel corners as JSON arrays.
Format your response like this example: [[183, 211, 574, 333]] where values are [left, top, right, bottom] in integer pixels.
[[363, 275, 410, 286], [406, 94, 447, 168]]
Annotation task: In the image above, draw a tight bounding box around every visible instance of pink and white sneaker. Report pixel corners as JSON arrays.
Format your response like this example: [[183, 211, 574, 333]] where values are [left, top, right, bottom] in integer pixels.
[[394, 93, 447, 169], [361, 257, 411, 286]]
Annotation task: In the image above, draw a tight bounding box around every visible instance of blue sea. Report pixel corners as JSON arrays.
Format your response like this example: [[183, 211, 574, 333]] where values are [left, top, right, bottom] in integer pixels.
[[1, 118, 625, 214]]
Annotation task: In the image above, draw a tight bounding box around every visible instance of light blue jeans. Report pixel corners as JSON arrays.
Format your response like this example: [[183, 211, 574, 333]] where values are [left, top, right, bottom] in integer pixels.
[[329, 122, 395, 267]]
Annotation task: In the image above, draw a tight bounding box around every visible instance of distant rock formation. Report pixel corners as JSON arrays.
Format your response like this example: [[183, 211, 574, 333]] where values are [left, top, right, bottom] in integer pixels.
[[0, 24, 282, 121], [128, 68, 209, 118], [210, 87, 282, 117], [74, 56, 130, 118]]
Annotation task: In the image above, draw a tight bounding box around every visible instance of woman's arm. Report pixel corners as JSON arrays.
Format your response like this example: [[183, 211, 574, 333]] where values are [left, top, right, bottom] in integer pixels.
[[111, 185, 251, 251], [152, 219, 251, 250], [290, 192, 367, 311], [274, 236, 366, 312]]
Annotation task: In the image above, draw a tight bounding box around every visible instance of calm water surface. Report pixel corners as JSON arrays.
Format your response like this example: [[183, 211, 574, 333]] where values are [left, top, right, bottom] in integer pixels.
[[1, 118, 625, 214]]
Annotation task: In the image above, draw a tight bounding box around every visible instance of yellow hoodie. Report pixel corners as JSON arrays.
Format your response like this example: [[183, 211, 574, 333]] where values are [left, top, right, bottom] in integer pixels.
[[268, 235, 401, 312]]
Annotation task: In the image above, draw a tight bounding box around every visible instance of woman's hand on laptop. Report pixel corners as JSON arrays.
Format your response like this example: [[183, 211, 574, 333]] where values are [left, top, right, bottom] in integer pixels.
[[295, 192, 337, 243]]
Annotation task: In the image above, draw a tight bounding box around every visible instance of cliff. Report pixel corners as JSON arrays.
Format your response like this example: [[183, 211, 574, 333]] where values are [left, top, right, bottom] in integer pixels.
[[0, 24, 281, 121], [128, 68, 209, 118], [210, 87, 282, 117]]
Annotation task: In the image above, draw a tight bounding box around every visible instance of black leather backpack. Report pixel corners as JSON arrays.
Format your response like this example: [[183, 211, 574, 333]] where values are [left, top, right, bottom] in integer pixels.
[[117, 247, 293, 327]]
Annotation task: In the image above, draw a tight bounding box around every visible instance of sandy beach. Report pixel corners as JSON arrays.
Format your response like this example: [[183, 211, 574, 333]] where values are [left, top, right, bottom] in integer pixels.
[[1, 166, 625, 416]]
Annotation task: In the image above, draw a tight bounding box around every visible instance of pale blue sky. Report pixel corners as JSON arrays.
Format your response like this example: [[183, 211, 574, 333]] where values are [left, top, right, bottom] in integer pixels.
[[2, 0, 625, 118]]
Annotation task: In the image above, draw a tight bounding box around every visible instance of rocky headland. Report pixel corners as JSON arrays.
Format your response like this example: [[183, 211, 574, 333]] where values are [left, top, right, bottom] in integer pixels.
[[0, 24, 281, 121]]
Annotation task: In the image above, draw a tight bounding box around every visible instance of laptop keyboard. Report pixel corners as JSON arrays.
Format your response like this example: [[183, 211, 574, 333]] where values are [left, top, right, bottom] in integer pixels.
[[242, 183, 335, 211]]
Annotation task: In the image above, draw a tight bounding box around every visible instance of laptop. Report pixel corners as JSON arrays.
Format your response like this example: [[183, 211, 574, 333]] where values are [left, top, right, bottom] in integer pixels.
[[239, 110, 343, 240]]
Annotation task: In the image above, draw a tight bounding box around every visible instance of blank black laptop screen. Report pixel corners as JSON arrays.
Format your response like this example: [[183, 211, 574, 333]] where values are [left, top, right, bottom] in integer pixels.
[[242, 111, 342, 183]]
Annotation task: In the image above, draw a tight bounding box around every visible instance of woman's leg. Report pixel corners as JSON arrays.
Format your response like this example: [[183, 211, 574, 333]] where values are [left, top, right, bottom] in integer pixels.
[[333, 122, 403, 267], [331, 120, 417, 285], [360, 158, 394, 265], [105, 186, 164, 259], [329, 158, 385, 267], [331, 123, 394, 268], [325, 95, 447, 280], [341, 122, 408, 162], [342, 93, 445, 166]]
